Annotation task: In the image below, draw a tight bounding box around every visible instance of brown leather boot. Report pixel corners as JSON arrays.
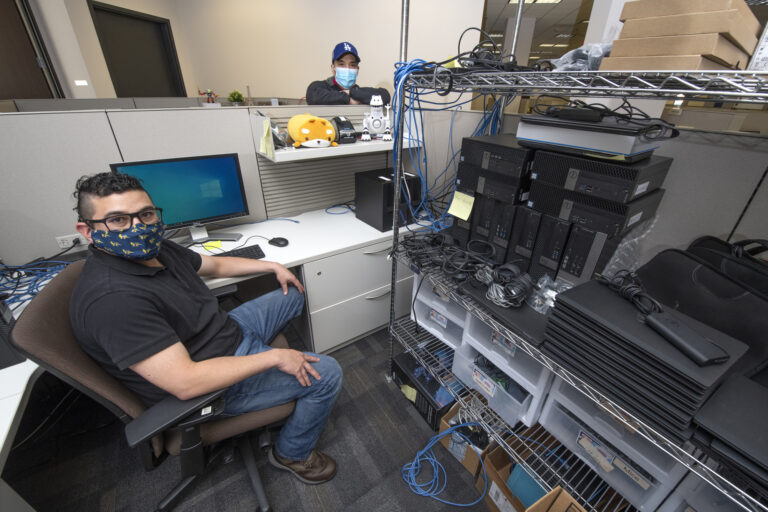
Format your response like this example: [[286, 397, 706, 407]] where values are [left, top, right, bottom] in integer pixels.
[[268, 447, 337, 484]]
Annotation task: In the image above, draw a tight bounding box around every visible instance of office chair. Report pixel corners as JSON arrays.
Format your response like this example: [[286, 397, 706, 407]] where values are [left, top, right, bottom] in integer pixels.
[[10, 260, 295, 511]]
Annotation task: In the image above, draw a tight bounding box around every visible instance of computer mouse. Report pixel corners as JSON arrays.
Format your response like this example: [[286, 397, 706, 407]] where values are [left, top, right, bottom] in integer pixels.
[[268, 237, 289, 248]]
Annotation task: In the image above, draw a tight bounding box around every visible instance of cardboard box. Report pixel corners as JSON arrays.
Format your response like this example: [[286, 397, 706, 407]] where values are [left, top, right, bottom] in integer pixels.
[[439, 402, 494, 478], [476, 428, 561, 512], [599, 55, 730, 71], [619, 0, 761, 38], [526, 486, 587, 512], [611, 34, 750, 69], [619, 11, 759, 55], [477, 445, 526, 512]]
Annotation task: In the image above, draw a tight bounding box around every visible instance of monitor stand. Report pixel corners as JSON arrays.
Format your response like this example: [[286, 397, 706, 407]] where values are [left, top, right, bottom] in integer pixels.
[[188, 225, 243, 244]]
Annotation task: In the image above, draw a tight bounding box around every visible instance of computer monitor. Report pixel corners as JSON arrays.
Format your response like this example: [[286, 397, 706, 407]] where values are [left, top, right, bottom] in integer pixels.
[[111, 153, 249, 243]]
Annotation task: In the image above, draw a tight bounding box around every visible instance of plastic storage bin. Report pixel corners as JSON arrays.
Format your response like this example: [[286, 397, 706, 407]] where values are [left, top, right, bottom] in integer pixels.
[[539, 377, 687, 511], [452, 342, 533, 428], [410, 275, 467, 349], [657, 471, 741, 512], [462, 314, 553, 426]]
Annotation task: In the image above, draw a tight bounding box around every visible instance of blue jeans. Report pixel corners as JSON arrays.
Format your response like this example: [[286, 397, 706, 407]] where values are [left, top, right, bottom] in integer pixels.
[[223, 287, 343, 461]]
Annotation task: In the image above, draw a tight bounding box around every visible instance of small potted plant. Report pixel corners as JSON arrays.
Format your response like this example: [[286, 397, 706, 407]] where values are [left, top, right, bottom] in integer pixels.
[[228, 89, 245, 106]]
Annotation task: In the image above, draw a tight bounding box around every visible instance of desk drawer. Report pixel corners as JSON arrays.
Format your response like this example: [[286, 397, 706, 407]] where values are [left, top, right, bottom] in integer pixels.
[[310, 276, 413, 353], [304, 240, 411, 312]]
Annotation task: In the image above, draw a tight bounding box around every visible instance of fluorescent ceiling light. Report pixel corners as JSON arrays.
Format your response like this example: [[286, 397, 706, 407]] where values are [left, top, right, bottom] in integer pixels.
[[539, 43, 555, 47], [509, 0, 560, 3], [553, 43, 568, 47], [489, 33, 504, 38], [528, 56, 541, 59], [555, 33, 572, 38]]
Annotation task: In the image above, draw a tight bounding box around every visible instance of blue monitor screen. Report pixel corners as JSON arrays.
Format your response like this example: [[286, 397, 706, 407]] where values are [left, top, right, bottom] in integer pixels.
[[111, 153, 249, 228]]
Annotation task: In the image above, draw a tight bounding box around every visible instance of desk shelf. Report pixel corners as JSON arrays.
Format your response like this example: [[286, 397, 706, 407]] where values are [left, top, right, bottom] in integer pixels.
[[393, 256, 767, 512], [259, 139, 419, 163]]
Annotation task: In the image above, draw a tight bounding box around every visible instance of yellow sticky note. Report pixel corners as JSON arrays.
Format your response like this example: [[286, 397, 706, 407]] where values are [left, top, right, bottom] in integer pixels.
[[260, 118, 275, 160], [447, 191, 475, 221], [203, 240, 222, 251], [400, 384, 417, 403]]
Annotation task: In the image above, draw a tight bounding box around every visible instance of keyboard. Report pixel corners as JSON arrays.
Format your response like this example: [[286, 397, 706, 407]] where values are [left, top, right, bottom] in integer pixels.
[[213, 244, 265, 260]]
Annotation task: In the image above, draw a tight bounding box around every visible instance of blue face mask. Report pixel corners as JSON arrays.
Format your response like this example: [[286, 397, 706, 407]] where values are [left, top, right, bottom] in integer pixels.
[[91, 223, 165, 260], [334, 67, 358, 89]]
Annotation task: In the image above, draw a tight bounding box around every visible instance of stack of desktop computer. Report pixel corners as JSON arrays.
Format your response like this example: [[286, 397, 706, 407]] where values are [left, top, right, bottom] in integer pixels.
[[448, 133, 672, 285]]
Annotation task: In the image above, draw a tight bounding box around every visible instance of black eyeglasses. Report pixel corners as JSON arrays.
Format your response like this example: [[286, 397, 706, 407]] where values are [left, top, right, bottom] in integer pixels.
[[85, 207, 163, 232]]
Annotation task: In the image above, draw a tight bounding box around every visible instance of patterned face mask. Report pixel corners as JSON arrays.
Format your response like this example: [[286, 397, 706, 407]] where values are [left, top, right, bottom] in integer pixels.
[[91, 222, 165, 260]]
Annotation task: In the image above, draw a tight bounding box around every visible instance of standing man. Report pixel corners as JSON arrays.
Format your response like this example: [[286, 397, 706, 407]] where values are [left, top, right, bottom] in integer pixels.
[[306, 41, 391, 105], [70, 172, 342, 484]]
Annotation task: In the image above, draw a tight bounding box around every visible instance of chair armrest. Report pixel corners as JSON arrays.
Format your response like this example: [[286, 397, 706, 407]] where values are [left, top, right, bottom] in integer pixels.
[[125, 389, 227, 448]]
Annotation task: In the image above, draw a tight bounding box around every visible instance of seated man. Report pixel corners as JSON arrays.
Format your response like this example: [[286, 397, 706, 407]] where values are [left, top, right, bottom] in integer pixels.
[[306, 41, 391, 106], [69, 172, 342, 484]]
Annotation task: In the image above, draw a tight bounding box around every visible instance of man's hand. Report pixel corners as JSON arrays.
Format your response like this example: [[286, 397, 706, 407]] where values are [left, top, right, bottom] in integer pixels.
[[274, 264, 304, 295], [349, 97, 361, 105], [274, 349, 321, 386]]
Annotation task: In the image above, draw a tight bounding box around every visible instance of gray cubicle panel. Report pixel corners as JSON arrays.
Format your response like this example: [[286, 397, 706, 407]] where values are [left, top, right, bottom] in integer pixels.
[[13, 98, 135, 112], [624, 131, 768, 265], [132, 97, 202, 109], [0, 112, 123, 265], [106, 108, 267, 222]]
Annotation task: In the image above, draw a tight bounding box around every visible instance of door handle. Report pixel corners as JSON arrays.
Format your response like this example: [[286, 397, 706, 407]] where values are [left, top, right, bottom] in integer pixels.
[[363, 246, 391, 255], [365, 289, 391, 300]]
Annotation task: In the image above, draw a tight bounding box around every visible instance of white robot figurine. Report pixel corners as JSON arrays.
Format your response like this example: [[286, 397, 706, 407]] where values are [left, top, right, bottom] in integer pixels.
[[361, 95, 392, 141]]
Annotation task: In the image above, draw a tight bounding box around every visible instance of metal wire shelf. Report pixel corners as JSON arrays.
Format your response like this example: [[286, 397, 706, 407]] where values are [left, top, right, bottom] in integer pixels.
[[394, 260, 768, 512], [405, 70, 768, 103], [391, 318, 637, 512]]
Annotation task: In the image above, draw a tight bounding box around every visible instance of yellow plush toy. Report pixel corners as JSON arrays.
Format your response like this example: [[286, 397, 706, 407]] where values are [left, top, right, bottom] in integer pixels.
[[287, 114, 338, 148]]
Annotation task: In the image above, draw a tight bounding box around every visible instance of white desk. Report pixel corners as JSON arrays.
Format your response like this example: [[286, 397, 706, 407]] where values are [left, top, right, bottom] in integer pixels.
[[0, 208, 416, 485]]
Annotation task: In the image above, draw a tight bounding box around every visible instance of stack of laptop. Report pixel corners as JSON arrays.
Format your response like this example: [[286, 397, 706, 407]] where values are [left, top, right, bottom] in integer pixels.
[[693, 372, 768, 500], [541, 280, 748, 444]]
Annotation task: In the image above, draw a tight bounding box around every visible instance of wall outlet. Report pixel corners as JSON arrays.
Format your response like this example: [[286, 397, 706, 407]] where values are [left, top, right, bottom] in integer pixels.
[[56, 234, 88, 249]]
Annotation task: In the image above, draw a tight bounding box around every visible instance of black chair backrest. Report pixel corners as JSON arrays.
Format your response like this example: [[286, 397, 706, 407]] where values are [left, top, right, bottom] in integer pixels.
[[10, 260, 146, 423]]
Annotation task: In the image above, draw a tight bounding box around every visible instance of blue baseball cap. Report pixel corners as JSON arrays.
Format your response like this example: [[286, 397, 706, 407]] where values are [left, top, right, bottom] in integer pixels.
[[332, 42, 360, 63]]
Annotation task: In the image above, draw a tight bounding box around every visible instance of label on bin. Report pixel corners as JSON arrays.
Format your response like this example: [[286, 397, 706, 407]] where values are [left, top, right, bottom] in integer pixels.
[[577, 431, 615, 473], [613, 457, 651, 490], [491, 331, 516, 356], [489, 481, 516, 512], [472, 367, 497, 397], [428, 309, 448, 329]]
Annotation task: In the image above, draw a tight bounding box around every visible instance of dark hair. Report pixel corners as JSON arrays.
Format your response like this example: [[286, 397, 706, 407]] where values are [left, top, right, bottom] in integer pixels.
[[74, 172, 147, 220]]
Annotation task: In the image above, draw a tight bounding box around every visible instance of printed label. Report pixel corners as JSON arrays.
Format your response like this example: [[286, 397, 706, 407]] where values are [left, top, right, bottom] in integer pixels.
[[627, 211, 643, 227], [613, 457, 651, 490], [577, 431, 615, 473], [633, 181, 649, 197], [477, 176, 486, 194], [481, 151, 491, 170], [491, 331, 516, 356], [428, 309, 448, 329], [489, 481, 516, 512], [473, 367, 497, 397]]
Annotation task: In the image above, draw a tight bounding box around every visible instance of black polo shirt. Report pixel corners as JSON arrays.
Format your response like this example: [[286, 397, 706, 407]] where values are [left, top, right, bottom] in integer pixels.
[[70, 240, 242, 405]]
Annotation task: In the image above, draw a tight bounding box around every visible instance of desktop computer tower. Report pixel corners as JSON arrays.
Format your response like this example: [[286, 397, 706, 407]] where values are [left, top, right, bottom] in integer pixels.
[[355, 169, 422, 232], [528, 214, 572, 282], [527, 181, 665, 238], [506, 206, 542, 272], [532, 151, 672, 203], [460, 134, 535, 179], [555, 225, 616, 286], [467, 198, 518, 263], [457, 163, 529, 204]]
